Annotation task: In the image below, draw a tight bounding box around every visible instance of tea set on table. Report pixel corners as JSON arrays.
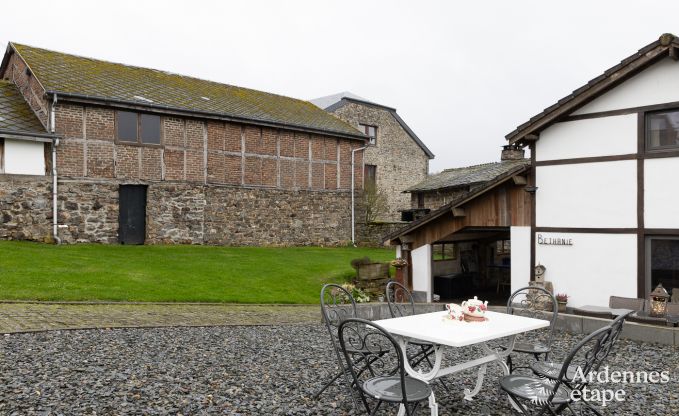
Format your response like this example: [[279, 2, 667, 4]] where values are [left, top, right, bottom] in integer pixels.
[[445, 296, 489, 323]]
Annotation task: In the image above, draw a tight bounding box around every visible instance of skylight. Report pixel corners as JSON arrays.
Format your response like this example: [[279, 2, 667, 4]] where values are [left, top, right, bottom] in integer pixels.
[[133, 95, 153, 103]]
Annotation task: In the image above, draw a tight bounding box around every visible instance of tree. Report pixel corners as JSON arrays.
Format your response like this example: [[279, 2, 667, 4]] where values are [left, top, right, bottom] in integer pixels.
[[363, 182, 388, 223]]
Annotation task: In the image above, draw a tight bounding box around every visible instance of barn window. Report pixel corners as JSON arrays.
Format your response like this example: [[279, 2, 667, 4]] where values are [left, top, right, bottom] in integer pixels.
[[116, 111, 161, 145], [140, 114, 161, 144], [359, 123, 377, 145], [646, 110, 679, 151], [364, 164, 376, 188]]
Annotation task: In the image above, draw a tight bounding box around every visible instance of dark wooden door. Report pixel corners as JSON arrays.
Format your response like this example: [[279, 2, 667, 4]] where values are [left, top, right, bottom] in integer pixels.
[[119, 185, 147, 245]]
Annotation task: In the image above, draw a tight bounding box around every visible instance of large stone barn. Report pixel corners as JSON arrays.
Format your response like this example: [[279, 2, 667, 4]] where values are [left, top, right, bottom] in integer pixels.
[[0, 43, 368, 245]]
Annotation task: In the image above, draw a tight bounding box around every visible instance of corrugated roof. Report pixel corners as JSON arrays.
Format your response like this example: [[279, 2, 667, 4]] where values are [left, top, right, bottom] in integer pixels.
[[405, 159, 529, 192], [6, 43, 365, 139], [0, 80, 47, 134]]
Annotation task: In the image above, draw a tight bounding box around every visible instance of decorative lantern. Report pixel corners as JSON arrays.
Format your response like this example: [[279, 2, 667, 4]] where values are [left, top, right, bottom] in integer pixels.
[[649, 283, 670, 318]]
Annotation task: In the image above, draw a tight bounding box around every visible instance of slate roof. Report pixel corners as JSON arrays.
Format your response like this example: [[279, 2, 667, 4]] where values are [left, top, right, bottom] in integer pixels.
[[506, 33, 679, 144], [4, 43, 365, 139], [0, 80, 47, 135], [311, 92, 435, 159], [405, 159, 529, 192]]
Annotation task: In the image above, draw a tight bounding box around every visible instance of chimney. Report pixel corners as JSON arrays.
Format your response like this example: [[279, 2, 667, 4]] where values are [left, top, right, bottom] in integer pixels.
[[501, 144, 525, 161]]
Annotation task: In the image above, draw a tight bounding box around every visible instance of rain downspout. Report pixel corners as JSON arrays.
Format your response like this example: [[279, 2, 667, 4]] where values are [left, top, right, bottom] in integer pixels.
[[351, 146, 367, 246], [51, 94, 61, 244]]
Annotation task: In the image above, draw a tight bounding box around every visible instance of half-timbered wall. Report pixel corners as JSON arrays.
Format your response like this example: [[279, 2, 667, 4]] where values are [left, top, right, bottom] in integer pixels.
[[533, 55, 679, 306]]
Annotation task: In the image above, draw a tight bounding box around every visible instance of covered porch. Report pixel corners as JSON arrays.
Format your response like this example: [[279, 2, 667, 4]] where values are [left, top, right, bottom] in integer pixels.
[[386, 164, 532, 303]]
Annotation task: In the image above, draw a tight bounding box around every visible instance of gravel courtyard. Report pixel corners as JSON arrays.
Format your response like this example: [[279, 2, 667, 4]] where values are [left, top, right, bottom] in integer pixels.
[[0, 324, 677, 415]]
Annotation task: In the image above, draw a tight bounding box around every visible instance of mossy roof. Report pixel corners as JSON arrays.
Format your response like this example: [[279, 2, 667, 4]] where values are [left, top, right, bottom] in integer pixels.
[[405, 159, 530, 192], [9, 43, 364, 139], [0, 80, 47, 133]]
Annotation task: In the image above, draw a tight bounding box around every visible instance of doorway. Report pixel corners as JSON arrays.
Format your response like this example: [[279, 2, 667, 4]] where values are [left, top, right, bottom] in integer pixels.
[[118, 185, 147, 244]]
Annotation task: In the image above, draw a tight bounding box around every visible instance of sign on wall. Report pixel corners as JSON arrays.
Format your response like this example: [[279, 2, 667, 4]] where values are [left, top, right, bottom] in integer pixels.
[[537, 234, 573, 246]]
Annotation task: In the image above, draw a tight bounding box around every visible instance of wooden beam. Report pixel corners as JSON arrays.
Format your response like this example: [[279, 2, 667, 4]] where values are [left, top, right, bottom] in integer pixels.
[[451, 207, 466, 217], [670, 46, 679, 61], [524, 134, 539, 141], [512, 175, 527, 185]]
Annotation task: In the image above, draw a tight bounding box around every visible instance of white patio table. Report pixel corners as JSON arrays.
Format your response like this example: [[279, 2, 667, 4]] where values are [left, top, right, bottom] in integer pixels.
[[373, 310, 549, 416]]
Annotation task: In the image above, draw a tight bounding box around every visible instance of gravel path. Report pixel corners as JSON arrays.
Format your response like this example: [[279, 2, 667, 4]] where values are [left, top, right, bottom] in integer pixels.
[[0, 324, 677, 415]]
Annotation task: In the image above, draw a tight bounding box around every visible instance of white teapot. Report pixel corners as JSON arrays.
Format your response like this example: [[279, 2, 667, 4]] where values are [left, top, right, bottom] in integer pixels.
[[461, 296, 488, 317]]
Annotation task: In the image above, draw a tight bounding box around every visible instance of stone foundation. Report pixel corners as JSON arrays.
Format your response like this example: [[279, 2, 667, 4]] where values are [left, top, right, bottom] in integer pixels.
[[356, 221, 407, 246], [0, 175, 357, 246]]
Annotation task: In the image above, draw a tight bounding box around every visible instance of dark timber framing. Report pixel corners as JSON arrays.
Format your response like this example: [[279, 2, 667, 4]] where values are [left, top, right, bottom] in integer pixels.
[[637, 112, 645, 298], [515, 34, 679, 298], [530, 143, 536, 281]]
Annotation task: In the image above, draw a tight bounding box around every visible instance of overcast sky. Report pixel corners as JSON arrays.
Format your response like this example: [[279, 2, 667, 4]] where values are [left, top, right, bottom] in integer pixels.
[[3, 1, 679, 172]]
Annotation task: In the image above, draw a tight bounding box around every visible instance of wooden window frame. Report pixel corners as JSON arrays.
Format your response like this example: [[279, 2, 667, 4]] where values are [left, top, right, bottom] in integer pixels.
[[644, 109, 679, 153], [115, 110, 163, 147], [432, 243, 457, 261], [0, 138, 4, 173], [645, 235, 679, 295], [364, 164, 377, 188], [359, 123, 377, 146]]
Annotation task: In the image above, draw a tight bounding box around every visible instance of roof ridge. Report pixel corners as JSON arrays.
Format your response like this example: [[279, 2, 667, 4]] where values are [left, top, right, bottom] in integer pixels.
[[441, 161, 500, 172]]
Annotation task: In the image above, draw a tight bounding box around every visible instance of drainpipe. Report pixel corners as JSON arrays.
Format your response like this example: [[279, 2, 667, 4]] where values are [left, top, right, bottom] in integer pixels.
[[351, 146, 367, 246], [50, 94, 61, 244]]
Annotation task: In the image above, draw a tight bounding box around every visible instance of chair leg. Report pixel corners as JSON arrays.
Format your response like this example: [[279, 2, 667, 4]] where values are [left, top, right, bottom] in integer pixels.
[[369, 400, 382, 416], [507, 354, 514, 373], [312, 369, 344, 399], [506, 391, 531, 415]]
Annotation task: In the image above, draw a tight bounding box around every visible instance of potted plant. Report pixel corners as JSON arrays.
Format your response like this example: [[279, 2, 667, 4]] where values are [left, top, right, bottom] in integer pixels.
[[556, 293, 569, 313]]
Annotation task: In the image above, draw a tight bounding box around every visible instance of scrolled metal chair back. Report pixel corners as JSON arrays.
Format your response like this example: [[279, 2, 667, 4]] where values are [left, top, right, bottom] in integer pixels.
[[386, 280, 415, 318], [507, 286, 558, 347], [597, 311, 631, 361], [558, 325, 614, 391], [321, 284, 358, 331], [338, 318, 407, 405]]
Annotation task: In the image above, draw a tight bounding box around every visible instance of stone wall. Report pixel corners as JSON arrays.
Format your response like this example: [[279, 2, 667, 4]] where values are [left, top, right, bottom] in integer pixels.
[[0, 175, 357, 246], [0, 175, 52, 242], [410, 187, 470, 211], [329, 102, 429, 222], [356, 221, 407, 246]]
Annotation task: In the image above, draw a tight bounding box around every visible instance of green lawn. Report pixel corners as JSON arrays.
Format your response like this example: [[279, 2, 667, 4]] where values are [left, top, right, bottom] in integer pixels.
[[0, 241, 394, 303]]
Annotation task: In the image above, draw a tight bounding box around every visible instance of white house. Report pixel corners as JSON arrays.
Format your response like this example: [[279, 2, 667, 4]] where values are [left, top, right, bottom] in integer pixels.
[[387, 33, 679, 307], [506, 33, 679, 307]]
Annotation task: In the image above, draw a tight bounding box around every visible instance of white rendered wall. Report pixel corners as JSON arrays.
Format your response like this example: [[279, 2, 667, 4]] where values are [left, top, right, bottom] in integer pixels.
[[536, 115, 637, 161], [4, 139, 45, 175], [536, 161, 637, 228], [510, 226, 531, 293], [535, 233, 637, 307], [573, 58, 679, 115], [645, 157, 679, 228], [411, 244, 432, 302]]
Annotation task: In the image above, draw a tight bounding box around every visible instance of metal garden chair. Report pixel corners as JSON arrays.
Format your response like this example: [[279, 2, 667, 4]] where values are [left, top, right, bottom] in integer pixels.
[[530, 310, 631, 382], [505, 286, 558, 373], [315, 284, 362, 408], [500, 325, 616, 415], [339, 318, 432, 416]]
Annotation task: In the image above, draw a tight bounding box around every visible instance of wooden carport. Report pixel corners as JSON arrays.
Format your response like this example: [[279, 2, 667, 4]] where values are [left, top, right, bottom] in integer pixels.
[[384, 164, 533, 302]]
